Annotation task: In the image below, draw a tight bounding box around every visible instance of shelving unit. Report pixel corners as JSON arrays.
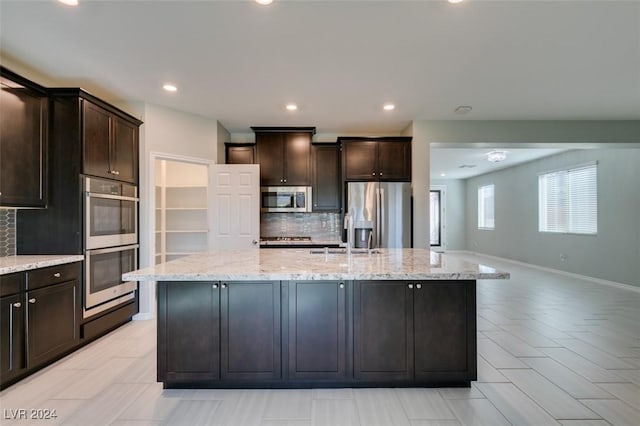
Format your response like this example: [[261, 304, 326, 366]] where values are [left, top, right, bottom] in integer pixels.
[[155, 160, 209, 264]]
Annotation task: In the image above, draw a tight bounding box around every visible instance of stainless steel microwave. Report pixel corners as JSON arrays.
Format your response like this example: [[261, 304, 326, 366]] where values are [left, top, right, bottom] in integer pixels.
[[261, 186, 312, 213]]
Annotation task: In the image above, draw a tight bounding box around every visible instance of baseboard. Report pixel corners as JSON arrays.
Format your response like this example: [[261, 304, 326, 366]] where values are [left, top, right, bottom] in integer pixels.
[[445, 250, 640, 294], [133, 312, 155, 321]]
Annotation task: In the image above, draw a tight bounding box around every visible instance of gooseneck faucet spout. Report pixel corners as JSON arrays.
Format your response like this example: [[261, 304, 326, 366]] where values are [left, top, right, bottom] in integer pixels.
[[343, 212, 353, 256]]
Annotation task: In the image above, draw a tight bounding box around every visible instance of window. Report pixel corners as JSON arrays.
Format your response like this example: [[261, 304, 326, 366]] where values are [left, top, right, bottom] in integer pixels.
[[538, 163, 597, 234], [430, 189, 442, 246], [478, 184, 495, 229]]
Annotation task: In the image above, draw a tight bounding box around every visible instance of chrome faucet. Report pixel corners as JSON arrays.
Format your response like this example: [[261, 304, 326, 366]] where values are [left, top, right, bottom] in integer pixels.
[[343, 212, 354, 256]]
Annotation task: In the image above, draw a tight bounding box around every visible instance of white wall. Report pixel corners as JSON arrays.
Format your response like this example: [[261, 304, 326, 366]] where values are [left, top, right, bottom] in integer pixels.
[[137, 103, 220, 319], [430, 179, 466, 251]]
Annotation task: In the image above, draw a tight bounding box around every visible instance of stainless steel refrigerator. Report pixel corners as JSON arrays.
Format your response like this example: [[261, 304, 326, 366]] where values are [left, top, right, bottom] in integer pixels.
[[346, 182, 412, 248]]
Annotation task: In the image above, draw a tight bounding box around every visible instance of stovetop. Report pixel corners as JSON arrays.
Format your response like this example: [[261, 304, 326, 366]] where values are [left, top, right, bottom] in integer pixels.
[[260, 236, 312, 242]]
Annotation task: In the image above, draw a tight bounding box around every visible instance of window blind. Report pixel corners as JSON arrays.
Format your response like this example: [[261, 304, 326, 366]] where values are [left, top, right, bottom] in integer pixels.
[[538, 163, 597, 234], [478, 184, 495, 229]]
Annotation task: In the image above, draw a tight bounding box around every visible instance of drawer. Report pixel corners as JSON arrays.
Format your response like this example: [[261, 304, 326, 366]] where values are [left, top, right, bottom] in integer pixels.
[[0, 272, 24, 297], [26, 262, 81, 290]]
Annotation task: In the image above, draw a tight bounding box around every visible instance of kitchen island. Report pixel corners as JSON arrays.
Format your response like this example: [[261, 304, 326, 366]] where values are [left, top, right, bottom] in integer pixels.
[[124, 249, 508, 389]]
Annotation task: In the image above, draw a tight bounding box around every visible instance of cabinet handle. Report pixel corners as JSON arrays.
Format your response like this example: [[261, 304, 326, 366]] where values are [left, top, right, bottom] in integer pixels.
[[12, 302, 21, 308], [110, 170, 120, 175], [28, 298, 36, 304], [212, 284, 218, 289], [339, 283, 345, 289], [372, 172, 375, 176], [53, 272, 61, 278], [283, 179, 287, 183], [407, 284, 413, 289], [221, 283, 227, 289], [280, 179, 283, 183], [416, 283, 422, 289]]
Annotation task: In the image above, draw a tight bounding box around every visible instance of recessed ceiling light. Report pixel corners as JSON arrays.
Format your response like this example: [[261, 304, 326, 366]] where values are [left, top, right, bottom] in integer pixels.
[[454, 105, 472, 114], [285, 103, 298, 111], [255, 0, 273, 5], [487, 150, 508, 163], [447, 0, 465, 4], [383, 103, 395, 111], [58, 0, 79, 5], [162, 84, 178, 92], [440, 173, 446, 177]]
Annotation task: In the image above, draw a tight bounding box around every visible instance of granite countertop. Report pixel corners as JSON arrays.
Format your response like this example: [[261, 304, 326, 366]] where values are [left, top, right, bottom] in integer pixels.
[[0, 255, 85, 275], [259, 239, 343, 247], [123, 248, 509, 282]]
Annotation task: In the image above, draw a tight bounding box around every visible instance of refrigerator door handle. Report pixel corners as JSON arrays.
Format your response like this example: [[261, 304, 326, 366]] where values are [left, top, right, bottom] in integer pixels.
[[379, 187, 385, 247], [376, 187, 381, 248]]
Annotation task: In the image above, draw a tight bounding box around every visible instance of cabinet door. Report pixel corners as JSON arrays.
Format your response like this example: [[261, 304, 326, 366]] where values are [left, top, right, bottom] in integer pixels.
[[353, 281, 413, 381], [221, 281, 281, 381], [0, 79, 47, 208], [157, 282, 219, 382], [312, 144, 341, 212], [82, 101, 112, 180], [0, 294, 25, 384], [26, 280, 78, 368], [342, 141, 377, 181], [226, 145, 255, 164], [111, 117, 138, 183], [378, 141, 411, 181], [288, 281, 346, 380], [283, 132, 311, 186], [413, 281, 476, 382], [256, 133, 284, 185]]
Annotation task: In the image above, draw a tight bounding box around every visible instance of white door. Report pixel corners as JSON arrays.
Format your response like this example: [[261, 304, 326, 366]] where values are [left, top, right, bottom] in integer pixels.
[[210, 164, 260, 249]]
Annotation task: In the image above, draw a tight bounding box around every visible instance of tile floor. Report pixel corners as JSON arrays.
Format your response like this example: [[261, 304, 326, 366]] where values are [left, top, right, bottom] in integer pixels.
[[1, 254, 639, 425]]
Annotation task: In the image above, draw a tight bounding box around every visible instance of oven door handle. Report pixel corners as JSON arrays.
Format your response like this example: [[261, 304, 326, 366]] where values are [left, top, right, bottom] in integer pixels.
[[87, 244, 139, 256], [86, 192, 139, 202]]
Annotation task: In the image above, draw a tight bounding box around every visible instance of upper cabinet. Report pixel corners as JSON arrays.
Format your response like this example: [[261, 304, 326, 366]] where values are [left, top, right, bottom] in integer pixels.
[[225, 143, 255, 164], [340, 137, 412, 182], [311, 143, 341, 212], [0, 67, 48, 208], [83, 100, 139, 184], [253, 127, 315, 186]]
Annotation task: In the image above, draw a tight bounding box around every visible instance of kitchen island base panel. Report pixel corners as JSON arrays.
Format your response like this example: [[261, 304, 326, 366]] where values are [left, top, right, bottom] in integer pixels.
[[157, 279, 477, 388]]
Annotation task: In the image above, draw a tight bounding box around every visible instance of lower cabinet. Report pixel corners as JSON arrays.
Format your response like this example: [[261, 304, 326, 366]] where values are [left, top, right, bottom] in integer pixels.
[[157, 281, 281, 384], [354, 280, 476, 384], [0, 293, 26, 383], [0, 263, 81, 389], [157, 279, 476, 388], [288, 280, 346, 381], [27, 280, 79, 368]]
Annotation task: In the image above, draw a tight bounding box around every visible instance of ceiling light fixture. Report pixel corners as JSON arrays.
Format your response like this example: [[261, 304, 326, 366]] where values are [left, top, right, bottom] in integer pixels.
[[383, 103, 395, 111], [285, 103, 298, 111], [162, 84, 178, 92], [440, 173, 446, 177], [255, 0, 273, 5], [487, 150, 507, 163], [454, 105, 472, 114], [447, 0, 465, 4], [58, 0, 79, 5]]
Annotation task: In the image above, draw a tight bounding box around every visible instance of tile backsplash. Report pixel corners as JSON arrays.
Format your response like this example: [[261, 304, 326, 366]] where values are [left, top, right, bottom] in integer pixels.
[[261, 212, 342, 241], [0, 209, 17, 257]]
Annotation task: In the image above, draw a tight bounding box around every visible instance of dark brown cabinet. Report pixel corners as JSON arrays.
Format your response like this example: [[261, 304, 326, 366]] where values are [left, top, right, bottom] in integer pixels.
[[157, 280, 281, 385], [254, 128, 314, 186], [221, 281, 281, 381], [0, 293, 26, 384], [0, 67, 48, 208], [83, 100, 138, 184], [225, 143, 255, 164], [311, 144, 341, 212], [0, 263, 81, 389], [26, 280, 79, 368], [288, 281, 346, 381], [157, 282, 219, 382], [353, 280, 475, 383], [340, 137, 411, 182]]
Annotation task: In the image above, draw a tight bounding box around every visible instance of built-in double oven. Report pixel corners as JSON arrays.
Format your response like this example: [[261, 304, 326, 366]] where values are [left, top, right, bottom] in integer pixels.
[[83, 176, 138, 318]]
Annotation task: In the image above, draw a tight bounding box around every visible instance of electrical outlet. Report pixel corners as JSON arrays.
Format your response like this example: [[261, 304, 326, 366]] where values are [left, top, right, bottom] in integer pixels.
[[560, 254, 567, 262]]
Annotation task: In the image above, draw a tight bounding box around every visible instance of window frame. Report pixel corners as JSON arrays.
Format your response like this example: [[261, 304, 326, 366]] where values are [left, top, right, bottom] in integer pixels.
[[477, 183, 495, 230]]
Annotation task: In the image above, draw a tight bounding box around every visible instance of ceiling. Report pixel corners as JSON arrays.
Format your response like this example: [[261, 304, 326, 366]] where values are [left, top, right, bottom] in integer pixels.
[[1, 0, 639, 135]]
